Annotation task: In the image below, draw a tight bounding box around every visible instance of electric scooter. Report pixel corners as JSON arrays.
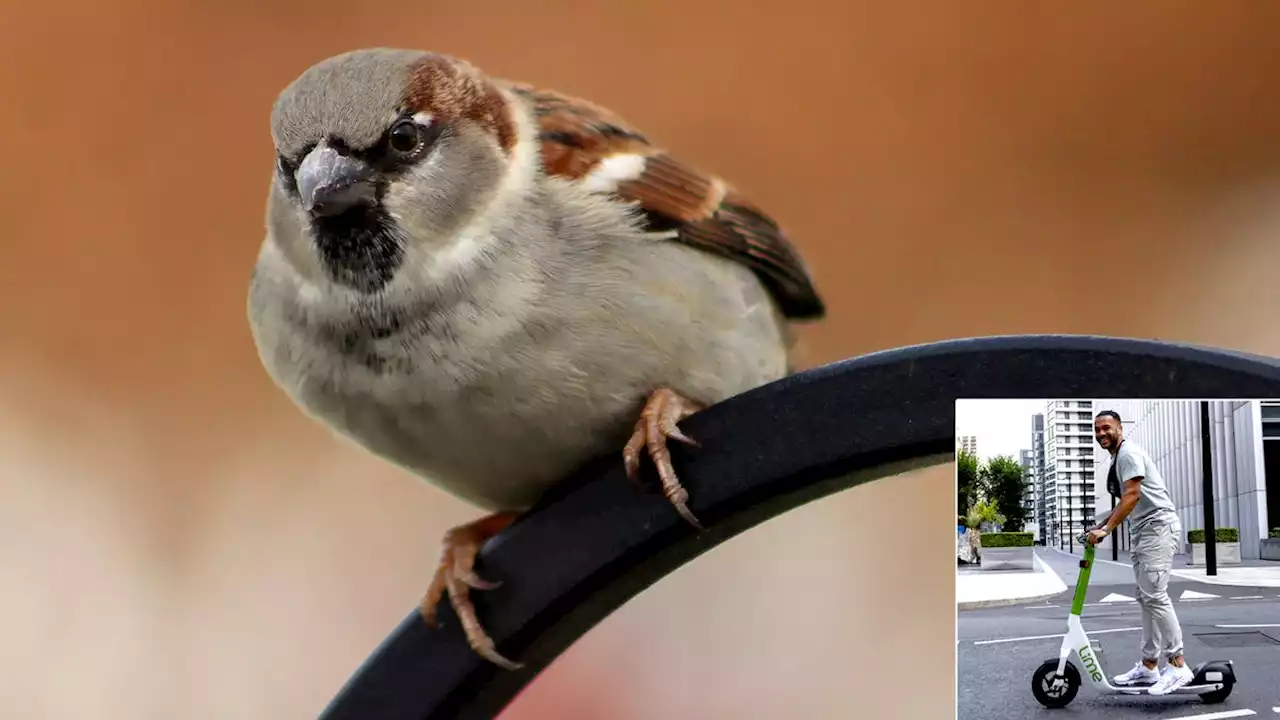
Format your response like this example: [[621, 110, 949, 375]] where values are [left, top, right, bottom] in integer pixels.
[[1031, 531, 1237, 708]]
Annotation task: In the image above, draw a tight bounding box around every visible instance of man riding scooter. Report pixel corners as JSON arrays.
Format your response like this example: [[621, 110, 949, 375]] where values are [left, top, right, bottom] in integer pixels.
[[1085, 410, 1192, 695]]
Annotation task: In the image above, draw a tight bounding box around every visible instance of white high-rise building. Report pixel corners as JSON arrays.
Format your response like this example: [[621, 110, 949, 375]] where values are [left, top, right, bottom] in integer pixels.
[[1031, 413, 1049, 543], [957, 435, 978, 457], [1044, 400, 1097, 546], [1019, 448, 1038, 541]]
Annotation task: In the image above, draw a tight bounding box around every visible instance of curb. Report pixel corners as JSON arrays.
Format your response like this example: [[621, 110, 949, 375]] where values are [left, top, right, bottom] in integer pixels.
[[957, 589, 1064, 611]]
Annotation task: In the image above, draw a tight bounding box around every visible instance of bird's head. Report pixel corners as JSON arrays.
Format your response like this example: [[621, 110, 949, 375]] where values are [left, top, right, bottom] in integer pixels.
[[266, 48, 523, 295]]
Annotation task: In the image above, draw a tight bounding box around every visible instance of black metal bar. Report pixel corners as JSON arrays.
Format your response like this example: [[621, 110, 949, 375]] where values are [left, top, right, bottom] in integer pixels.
[[318, 334, 1280, 720], [1111, 493, 1119, 561], [1201, 401, 1218, 576]]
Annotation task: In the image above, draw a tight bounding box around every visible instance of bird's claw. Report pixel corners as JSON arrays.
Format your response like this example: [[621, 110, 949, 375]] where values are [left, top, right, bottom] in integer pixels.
[[622, 387, 705, 529], [419, 512, 524, 670]]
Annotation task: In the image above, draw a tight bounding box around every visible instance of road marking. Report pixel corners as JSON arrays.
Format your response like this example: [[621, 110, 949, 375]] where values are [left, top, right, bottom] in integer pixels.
[[1002, 590, 1277, 612], [972, 626, 1141, 646], [1214, 623, 1280, 628], [1028, 592, 1280, 608], [1165, 710, 1255, 720]]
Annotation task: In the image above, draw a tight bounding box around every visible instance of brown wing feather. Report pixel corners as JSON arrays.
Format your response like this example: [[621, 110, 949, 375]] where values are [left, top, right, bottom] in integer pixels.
[[504, 83, 825, 320]]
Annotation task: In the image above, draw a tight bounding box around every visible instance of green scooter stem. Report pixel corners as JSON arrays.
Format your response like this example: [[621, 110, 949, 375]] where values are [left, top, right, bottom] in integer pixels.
[[1070, 544, 1095, 615]]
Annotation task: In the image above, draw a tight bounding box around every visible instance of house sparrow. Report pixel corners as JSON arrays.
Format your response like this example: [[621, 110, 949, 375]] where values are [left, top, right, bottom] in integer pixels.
[[247, 48, 826, 670]]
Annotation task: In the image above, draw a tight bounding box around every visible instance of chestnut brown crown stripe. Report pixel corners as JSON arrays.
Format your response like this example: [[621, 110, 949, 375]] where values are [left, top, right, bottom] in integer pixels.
[[402, 54, 517, 155]]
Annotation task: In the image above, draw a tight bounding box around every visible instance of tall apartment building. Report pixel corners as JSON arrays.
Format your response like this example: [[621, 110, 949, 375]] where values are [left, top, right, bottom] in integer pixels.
[[957, 435, 978, 457], [1031, 413, 1050, 543], [1019, 448, 1037, 540], [1089, 400, 1276, 560], [1044, 400, 1096, 546]]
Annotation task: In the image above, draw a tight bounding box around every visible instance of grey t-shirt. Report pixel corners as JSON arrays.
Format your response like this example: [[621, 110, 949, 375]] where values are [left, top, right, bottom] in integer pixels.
[[1113, 439, 1177, 531]]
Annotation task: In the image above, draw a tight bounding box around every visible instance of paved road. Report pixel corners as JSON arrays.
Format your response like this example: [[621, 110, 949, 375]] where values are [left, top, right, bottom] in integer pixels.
[[958, 548, 1280, 719]]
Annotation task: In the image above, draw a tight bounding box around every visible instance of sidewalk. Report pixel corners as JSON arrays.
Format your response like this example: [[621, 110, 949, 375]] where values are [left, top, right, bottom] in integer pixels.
[[1169, 566, 1280, 587], [956, 550, 1067, 610], [1055, 545, 1280, 587]]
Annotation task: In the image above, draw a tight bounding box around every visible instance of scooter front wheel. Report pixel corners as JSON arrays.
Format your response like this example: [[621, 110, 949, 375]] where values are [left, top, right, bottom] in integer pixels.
[[1032, 658, 1080, 708]]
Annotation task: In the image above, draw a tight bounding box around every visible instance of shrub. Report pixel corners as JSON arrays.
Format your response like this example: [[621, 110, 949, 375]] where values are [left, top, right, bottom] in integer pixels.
[[1187, 527, 1239, 544], [1269, 528, 1280, 539], [965, 499, 1005, 532], [980, 532, 1034, 548]]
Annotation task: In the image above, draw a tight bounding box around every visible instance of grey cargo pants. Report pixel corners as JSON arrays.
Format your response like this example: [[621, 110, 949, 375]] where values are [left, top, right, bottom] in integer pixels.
[[1130, 511, 1185, 661]]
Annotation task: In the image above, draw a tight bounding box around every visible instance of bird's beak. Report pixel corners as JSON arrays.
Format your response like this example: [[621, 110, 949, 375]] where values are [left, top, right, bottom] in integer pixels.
[[295, 144, 376, 217]]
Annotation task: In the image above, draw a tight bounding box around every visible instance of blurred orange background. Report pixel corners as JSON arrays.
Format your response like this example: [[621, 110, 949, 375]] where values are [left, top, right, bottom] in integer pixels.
[[3, 2, 1280, 718]]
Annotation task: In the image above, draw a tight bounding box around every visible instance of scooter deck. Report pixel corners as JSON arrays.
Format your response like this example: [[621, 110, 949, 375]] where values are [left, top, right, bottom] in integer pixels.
[[1109, 660, 1234, 695], [1112, 681, 1225, 695]]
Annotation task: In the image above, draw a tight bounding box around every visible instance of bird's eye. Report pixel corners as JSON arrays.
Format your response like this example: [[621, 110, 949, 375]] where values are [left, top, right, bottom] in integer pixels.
[[276, 154, 294, 176], [388, 120, 421, 154]]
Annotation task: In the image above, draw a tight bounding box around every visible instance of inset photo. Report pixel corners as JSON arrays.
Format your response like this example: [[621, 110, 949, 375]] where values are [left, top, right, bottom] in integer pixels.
[[955, 399, 1280, 718]]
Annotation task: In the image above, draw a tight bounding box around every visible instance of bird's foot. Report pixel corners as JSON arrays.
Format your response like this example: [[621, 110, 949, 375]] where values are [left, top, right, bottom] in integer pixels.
[[622, 387, 705, 529], [420, 511, 524, 670]]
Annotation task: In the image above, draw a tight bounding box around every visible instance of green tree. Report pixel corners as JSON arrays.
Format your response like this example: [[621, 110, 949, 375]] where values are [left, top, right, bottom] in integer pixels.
[[982, 455, 1029, 532], [957, 448, 979, 518]]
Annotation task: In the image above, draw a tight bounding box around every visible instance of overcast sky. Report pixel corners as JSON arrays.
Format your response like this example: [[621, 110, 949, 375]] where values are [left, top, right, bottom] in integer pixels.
[[954, 399, 1051, 462]]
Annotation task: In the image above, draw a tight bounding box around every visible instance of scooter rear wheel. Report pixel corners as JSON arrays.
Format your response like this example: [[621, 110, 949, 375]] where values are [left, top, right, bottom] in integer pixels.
[[1200, 677, 1234, 704], [1032, 658, 1080, 708]]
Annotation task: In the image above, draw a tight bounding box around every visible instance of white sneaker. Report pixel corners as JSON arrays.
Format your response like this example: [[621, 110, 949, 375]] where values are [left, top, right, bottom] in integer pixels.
[[1149, 663, 1194, 695], [1113, 661, 1160, 685]]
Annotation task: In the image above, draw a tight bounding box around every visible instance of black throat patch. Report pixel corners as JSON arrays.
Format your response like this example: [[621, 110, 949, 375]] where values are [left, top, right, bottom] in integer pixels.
[[309, 206, 406, 294]]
